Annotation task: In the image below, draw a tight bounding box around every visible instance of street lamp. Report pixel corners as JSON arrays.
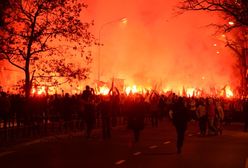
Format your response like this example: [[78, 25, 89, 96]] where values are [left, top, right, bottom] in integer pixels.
[[97, 17, 127, 82]]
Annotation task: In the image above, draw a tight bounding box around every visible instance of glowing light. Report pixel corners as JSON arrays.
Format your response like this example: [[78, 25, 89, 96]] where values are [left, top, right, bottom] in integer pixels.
[[213, 43, 217, 47], [99, 86, 110, 95], [37, 86, 46, 95], [186, 88, 195, 97], [225, 85, 233, 98], [32, 88, 36, 94], [125, 85, 148, 95], [125, 85, 138, 95], [121, 18, 128, 24], [31, 86, 47, 95], [228, 21, 234, 25]]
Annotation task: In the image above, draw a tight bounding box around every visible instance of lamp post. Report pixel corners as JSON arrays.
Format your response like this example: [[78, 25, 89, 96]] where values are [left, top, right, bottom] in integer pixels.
[[97, 17, 127, 82]]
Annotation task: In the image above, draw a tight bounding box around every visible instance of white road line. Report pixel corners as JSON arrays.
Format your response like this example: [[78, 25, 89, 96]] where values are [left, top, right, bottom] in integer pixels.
[[245, 157, 248, 168], [149, 145, 158, 149], [0, 151, 16, 157], [133, 152, 141, 156], [115, 160, 126, 165], [163, 141, 171, 145]]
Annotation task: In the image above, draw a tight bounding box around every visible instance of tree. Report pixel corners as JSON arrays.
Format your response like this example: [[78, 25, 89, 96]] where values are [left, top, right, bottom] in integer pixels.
[[0, 0, 94, 98], [178, 0, 248, 96]]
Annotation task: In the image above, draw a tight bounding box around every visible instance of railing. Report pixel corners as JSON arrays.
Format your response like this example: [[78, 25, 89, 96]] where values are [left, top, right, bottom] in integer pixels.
[[0, 113, 126, 146]]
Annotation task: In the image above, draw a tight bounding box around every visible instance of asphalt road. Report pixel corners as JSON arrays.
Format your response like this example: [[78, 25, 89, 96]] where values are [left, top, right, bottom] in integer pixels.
[[0, 119, 248, 168]]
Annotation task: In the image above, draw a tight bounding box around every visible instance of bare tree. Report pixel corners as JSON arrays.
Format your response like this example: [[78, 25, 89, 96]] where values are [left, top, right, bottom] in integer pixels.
[[178, 0, 248, 96], [0, 0, 94, 97]]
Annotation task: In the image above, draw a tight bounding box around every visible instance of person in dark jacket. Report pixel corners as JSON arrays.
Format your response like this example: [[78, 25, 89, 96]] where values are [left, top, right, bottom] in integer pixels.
[[82, 85, 95, 139], [127, 95, 145, 143], [99, 96, 112, 139], [170, 96, 189, 154]]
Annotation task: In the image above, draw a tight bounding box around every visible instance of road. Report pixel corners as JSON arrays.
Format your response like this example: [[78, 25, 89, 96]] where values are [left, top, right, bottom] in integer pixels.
[[0, 119, 248, 168]]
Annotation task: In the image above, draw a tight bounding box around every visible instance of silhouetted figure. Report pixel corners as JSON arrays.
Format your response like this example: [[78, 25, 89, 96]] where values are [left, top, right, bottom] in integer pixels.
[[108, 86, 120, 127], [82, 85, 92, 101], [170, 97, 189, 154], [62, 93, 73, 131], [215, 101, 224, 135], [196, 100, 207, 136], [149, 93, 159, 128], [82, 85, 95, 139], [127, 96, 145, 143], [99, 96, 111, 139], [158, 95, 166, 120]]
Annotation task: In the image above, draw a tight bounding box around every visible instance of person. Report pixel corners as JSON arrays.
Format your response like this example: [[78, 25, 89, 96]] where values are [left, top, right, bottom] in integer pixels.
[[170, 96, 189, 154], [149, 94, 159, 128], [99, 96, 112, 139], [108, 86, 120, 127], [82, 85, 95, 139], [127, 95, 145, 143], [62, 93, 73, 131], [189, 98, 197, 120], [215, 100, 224, 135], [196, 100, 207, 136], [82, 85, 92, 101], [207, 98, 217, 135]]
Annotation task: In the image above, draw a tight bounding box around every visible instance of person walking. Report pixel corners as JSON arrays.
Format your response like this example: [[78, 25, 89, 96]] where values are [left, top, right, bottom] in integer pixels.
[[99, 96, 112, 139], [215, 100, 224, 135], [127, 95, 145, 143], [196, 99, 208, 136], [207, 99, 217, 135], [82, 85, 95, 139], [170, 96, 189, 154]]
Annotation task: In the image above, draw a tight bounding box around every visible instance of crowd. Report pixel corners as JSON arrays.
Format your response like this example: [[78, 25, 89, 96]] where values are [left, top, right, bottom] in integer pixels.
[[0, 85, 248, 153]]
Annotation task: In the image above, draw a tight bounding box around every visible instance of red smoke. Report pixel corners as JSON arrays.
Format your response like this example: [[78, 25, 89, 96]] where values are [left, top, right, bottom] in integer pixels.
[[84, 0, 238, 95], [0, 0, 239, 96]]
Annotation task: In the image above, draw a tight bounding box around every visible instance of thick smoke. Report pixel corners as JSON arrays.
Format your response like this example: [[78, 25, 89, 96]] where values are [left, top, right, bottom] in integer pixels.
[[85, 0, 238, 92], [0, 0, 239, 94]]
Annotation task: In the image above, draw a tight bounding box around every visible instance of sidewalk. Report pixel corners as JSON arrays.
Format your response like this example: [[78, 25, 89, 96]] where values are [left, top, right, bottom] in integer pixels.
[[0, 123, 126, 154]]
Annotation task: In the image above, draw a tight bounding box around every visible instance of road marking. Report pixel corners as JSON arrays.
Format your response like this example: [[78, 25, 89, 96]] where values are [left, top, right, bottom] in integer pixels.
[[0, 151, 16, 157], [115, 160, 126, 165], [245, 157, 248, 168], [163, 141, 171, 145], [149, 145, 158, 149], [133, 152, 141, 156]]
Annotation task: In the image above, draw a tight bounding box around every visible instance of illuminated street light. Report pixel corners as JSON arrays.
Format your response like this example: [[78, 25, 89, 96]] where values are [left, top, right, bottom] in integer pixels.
[[97, 17, 128, 81]]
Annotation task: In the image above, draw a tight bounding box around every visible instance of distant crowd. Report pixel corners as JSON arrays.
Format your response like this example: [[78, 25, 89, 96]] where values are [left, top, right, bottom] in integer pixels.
[[0, 85, 248, 144]]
